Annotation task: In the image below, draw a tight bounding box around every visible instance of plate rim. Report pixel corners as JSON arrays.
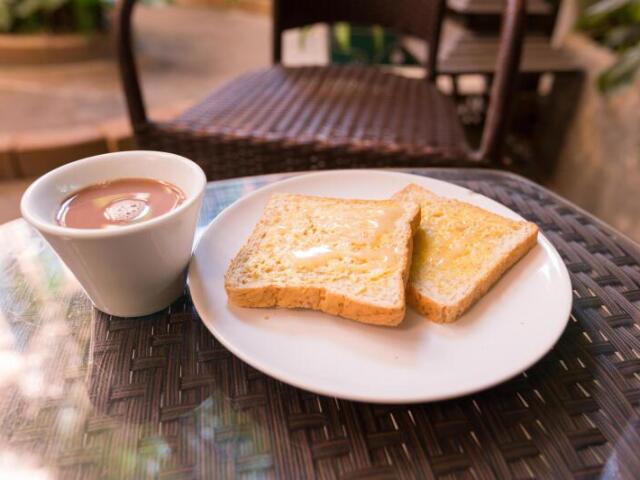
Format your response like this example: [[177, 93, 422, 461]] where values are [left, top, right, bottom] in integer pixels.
[[188, 169, 573, 403]]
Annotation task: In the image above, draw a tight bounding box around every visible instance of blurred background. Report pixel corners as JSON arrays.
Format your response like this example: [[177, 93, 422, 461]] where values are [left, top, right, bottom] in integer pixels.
[[0, 0, 638, 240]]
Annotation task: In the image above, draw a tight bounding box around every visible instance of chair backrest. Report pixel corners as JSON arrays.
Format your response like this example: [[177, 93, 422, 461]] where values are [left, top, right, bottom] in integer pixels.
[[272, 0, 446, 80]]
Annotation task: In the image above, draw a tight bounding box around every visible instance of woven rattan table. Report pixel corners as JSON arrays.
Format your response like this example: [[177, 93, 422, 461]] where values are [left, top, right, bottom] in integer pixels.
[[1, 169, 639, 479]]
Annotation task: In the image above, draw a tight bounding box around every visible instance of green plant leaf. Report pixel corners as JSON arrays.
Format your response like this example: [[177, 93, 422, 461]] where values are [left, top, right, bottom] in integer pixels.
[[42, 0, 68, 11], [630, 0, 640, 20], [598, 42, 640, 92], [333, 22, 351, 53], [604, 24, 640, 48], [371, 25, 384, 59], [577, 0, 635, 33], [71, 0, 97, 33], [14, 0, 45, 18], [584, 0, 631, 17], [0, 1, 13, 32]]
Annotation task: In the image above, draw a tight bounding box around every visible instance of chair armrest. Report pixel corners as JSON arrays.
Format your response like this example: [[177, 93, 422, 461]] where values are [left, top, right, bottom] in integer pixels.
[[475, 0, 526, 163], [115, 0, 147, 128]]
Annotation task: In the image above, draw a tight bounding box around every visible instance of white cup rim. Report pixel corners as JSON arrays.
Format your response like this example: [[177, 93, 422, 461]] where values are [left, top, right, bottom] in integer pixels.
[[20, 151, 207, 239]]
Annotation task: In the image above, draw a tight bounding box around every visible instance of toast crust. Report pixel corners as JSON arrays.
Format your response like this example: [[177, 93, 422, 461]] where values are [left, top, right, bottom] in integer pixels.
[[395, 184, 539, 323], [228, 284, 406, 326], [225, 194, 421, 326]]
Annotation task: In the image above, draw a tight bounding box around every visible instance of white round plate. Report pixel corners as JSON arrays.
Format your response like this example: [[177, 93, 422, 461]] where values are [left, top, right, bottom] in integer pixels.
[[188, 170, 572, 403]]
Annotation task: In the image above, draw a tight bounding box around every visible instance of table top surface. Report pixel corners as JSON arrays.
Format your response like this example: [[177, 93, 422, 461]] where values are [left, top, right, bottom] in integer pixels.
[[1, 168, 639, 479]]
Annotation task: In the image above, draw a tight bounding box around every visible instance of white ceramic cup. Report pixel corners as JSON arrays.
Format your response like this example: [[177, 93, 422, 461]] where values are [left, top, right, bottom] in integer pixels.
[[21, 151, 206, 317]]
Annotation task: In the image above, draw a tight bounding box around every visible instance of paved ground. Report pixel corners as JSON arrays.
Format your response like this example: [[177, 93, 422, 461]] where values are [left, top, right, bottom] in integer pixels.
[[0, 5, 272, 134]]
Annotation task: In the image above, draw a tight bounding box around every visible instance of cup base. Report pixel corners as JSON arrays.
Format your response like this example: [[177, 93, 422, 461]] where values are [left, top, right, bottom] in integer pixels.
[[91, 281, 186, 318]]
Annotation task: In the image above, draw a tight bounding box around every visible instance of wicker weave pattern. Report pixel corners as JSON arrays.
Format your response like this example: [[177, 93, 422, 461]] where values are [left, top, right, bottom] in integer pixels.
[[1, 169, 639, 479], [141, 66, 470, 180], [118, 0, 527, 175]]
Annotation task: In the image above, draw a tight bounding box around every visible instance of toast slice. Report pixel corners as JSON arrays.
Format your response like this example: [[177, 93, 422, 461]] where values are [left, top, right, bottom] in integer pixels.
[[225, 193, 421, 326], [393, 184, 538, 323]]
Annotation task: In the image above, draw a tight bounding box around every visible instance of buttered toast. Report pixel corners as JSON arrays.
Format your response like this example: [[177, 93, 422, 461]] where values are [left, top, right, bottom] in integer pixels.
[[225, 193, 420, 326], [393, 184, 538, 323]]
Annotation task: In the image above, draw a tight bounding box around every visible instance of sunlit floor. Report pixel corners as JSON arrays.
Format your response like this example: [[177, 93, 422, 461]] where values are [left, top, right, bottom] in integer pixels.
[[0, 5, 271, 133]]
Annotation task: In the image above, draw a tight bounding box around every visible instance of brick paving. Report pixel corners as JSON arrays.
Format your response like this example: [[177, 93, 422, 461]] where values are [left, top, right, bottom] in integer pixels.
[[0, 5, 270, 135]]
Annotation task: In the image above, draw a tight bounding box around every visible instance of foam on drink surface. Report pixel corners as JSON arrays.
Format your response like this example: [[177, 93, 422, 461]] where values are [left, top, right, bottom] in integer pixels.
[[104, 197, 150, 223], [56, 178, 185, 229]]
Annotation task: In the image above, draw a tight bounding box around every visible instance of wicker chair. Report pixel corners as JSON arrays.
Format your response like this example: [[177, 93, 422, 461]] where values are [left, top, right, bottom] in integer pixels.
[[116, 0, 525, 180]]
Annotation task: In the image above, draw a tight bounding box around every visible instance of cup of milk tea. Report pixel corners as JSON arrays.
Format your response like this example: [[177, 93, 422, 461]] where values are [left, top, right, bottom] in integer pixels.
[[20, 151, 206, 317]]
